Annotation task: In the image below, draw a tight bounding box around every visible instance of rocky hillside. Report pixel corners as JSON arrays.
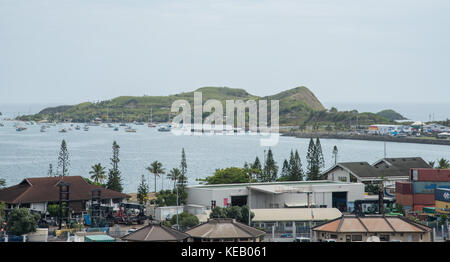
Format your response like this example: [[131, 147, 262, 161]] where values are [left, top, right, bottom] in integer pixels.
[[18, 86, 326, 125]]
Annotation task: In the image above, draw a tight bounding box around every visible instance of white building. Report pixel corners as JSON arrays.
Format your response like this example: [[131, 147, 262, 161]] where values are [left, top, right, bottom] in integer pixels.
[[186, 181, 365, 213]]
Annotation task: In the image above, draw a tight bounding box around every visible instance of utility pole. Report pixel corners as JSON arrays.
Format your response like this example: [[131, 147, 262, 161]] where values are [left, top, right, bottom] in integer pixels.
[[176, 177, 179, 230]]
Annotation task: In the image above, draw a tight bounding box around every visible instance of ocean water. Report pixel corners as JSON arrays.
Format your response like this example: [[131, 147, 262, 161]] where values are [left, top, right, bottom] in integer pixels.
[[0, 120, 449, 193]]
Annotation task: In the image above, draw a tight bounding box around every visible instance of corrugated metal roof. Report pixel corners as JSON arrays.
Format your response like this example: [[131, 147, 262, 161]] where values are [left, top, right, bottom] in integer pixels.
[[251, 208, 342, 222]]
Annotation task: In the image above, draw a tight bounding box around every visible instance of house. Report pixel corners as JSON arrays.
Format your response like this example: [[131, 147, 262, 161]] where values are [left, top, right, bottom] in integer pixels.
[[184, 218, 265, 242], [323, 158, 431, 195], [0, 176, 129, 215], [312, 215, 432, 242], [121, 222, 190, 242]]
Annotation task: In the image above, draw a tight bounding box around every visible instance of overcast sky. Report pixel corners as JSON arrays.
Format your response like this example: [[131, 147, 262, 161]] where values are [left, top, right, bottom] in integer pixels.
[[1, 0, 449, 106]]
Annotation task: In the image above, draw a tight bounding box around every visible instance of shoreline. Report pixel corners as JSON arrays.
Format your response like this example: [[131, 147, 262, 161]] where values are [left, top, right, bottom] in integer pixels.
[[281, 131, 450, 146]]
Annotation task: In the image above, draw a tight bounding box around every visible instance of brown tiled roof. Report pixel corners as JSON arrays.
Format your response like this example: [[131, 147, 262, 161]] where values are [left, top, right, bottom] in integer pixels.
[[0, 176, 129, 204], [313, 216, 431, 233], [185, 218, 265, 239], [121, 223, 189, 242]]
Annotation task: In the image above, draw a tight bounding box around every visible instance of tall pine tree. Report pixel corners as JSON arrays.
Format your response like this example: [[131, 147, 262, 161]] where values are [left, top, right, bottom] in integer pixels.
[[137, 175, 149, 204], [306, 138, 318, 180], [280, 159, 290, 180], [291, 150, 303, 181], [263, 149, 278, 182], [106, 141, 123, 192], [177, 148, 188, 188], [252, 156, 263, 182], [306, 138, 325, 180], [57, 140, 70, 177], [315, 138, 325, 173]]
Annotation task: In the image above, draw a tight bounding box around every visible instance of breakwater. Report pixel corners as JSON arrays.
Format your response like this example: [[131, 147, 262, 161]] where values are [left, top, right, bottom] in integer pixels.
[[282, 132, 450, 146]]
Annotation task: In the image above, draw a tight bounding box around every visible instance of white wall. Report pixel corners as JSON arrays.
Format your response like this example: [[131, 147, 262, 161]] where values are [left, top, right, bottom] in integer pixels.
[[327, 169, 351, 183], [154, 206, 184, 221], [187, 183, 365, 210]]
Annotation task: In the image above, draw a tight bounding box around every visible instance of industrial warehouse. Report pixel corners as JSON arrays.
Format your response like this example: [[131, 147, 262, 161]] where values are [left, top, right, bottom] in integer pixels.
[[186, 180, 365, 212]]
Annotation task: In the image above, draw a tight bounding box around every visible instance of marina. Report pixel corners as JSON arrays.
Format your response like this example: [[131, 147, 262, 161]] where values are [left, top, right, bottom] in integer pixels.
[[0, 120, 448, 193]]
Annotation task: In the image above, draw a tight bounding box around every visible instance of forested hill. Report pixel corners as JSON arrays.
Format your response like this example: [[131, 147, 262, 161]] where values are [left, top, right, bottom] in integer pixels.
[[17, 86, 394, 126]]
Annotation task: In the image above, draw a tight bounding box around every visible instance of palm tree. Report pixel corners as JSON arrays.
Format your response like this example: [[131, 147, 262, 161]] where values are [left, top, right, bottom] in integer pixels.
[[146, 161, 165, 192], [428, 161, 436, 168], [437, 158, 450, 169], [167, 168, 181, 189], [0, 178, 6, 188], [89, 163, 107, 184]]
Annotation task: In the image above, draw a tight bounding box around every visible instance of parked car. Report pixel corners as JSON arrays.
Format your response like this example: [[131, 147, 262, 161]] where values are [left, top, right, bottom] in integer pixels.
[[294, 237, 311, 242], [323, 239, 336, 242], [280, 233, 293, 238]]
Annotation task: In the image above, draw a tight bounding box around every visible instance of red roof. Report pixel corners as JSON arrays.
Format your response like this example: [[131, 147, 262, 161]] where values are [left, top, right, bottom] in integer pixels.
[[0, 176, 129, 204]]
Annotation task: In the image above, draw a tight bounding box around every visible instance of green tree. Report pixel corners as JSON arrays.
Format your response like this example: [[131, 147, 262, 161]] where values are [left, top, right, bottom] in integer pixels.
[[263, 149, 278, 182], [315, 138, 325, 173], [154, 189, 177, 207], [106, 141, 123, 192], [226, 206, 243, 222], [137, 175, 149, 205], [243, 162, 261, 182], [179, 148, 188, 187], [241, 205, 255, 225], [6, 208, 40, 236], [0, 201, 6, 224], [251, 156, 263, 182], [47, 203, 68, 218], [202, 167, 250, 184], [57, 139, 70, 176], [0, 178, 5, 188], [306, 138, 325, 180], [210, 207, 228, 218], [89, 163, 107, 184], [428, 161, 436, 168], [209, 206, 254, 224], [170, 212, 200, 227], [289, 150, 303, 181], [306, 138, 317, 180], [279, 159, 290, 180], [146, 161, 165, 192], [437, 158, 449, 169], [167, 168, 181, 189]]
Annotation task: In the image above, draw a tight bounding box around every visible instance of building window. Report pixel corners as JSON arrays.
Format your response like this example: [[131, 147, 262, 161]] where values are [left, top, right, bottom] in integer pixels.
[[346, 235, 351, 242], [331, 234, 338, 239], [351, 235, 362, 242]]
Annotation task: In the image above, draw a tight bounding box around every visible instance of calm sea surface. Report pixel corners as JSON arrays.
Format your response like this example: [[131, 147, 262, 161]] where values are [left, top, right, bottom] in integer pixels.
[[0, 120, 449, 193]]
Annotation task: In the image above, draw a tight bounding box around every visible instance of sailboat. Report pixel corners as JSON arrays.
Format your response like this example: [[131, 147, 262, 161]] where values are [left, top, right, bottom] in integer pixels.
[[148, 107, 156, 127], [119, 112, 126, 126], [157, 111, 172, 132], [125, 125, 137, 133]]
